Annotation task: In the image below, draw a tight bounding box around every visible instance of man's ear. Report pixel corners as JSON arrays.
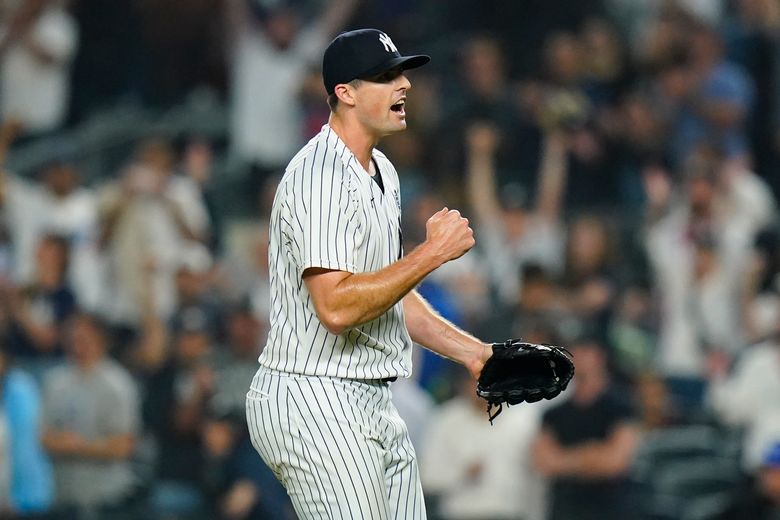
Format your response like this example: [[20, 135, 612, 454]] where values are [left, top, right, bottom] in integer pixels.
[[334, 84, 357, 107]]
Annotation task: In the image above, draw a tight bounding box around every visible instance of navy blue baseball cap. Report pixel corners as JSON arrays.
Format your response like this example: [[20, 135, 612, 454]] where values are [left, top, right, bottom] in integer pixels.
[[323, 29, 430, 95]]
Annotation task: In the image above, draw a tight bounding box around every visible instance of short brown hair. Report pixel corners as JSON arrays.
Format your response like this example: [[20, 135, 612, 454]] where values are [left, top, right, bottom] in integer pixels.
[[327, 78, 363, 112], [327, 93, 339, 111]]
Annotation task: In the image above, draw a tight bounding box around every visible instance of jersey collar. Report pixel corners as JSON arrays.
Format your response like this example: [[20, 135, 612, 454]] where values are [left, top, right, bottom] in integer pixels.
[[322, 124, 380, 179]]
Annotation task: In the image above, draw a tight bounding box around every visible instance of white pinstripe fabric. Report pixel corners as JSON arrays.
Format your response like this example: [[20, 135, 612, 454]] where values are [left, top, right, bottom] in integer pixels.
[[246, 368, 426, 519], [258, 124, 413, 380]]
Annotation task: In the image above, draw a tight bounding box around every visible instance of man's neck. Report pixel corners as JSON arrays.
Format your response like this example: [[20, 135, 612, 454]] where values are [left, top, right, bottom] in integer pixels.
[[75, 357, 102, 373], [328, 114, 379, 173]]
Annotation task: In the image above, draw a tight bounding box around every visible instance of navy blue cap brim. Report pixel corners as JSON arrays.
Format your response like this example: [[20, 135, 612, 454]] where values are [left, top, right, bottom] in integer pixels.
[[356, 54, 431, 81]]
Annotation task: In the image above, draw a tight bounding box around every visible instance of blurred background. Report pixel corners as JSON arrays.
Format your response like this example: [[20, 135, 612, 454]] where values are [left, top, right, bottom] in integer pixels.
[[1, 0, 780, 519]]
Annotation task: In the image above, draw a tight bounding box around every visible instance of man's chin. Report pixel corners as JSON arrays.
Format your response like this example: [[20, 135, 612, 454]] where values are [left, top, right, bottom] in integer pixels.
[[386, 120, 407, 134]]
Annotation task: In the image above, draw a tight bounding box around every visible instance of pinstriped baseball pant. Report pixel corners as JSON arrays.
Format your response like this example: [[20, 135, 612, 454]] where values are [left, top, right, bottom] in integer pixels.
[[246, 368, 426, 520]]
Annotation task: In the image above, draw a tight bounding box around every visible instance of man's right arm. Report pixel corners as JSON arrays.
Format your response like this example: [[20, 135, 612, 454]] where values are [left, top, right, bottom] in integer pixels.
[[304, 207, 473, 335]]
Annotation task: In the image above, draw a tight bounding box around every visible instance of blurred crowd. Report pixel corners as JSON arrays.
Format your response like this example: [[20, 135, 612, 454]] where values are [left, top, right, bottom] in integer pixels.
[[2, 0, 780, 519]]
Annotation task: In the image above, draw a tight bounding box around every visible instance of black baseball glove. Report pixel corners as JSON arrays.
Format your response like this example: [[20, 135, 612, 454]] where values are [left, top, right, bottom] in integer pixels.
[[477, 340, 574, 423]]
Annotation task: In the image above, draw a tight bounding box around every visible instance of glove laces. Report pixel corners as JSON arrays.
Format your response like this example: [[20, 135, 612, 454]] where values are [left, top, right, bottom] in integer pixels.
[[486, 402, 503, 425]]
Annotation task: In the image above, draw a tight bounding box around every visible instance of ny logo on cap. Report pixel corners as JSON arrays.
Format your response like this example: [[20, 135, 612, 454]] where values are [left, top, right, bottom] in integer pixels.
[[378, 33, 397, 53]]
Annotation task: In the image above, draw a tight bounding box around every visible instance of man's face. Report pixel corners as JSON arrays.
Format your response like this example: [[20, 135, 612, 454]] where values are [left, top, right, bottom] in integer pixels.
[[44, 164, 78, 197], [175, 331, 210, 363], [351, 67, 411, 137], [687, 176, 715, 213], [67, 317, 105, 366], [569, 342, 606, 379]]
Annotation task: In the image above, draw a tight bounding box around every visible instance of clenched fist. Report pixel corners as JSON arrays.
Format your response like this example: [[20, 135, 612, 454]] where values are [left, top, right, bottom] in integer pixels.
[[424, 207, 475, 265]]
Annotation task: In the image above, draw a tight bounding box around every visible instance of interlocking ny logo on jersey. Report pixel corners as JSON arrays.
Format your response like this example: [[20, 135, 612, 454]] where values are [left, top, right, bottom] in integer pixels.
[[378, 33, 397, 53]]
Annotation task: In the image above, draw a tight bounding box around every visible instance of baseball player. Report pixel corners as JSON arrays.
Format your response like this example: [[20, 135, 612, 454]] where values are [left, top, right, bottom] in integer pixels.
[[246, 28, 492, 519]]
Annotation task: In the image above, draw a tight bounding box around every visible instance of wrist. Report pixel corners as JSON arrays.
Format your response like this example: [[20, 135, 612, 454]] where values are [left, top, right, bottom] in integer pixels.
[[466, 341, 492, 379], [412, 241, 445, 271], [477, 341, 491, 366]]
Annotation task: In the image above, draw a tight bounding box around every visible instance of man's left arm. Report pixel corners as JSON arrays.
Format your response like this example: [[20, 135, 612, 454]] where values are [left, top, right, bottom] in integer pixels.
[[43, 430, 135, 460], [533, 422, 640, 479], [402, 290, 491, 380]]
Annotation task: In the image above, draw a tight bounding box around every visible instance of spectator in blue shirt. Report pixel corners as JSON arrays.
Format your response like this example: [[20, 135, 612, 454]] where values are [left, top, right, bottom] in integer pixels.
[[660, 22, 755, 167], [0, 346, 54, 515]]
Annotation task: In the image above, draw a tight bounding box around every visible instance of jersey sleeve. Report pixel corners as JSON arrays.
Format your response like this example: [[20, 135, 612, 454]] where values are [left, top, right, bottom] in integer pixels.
[[287, 161, 364, 278]]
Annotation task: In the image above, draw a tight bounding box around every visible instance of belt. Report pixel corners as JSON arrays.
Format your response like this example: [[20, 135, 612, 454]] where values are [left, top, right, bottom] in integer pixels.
[[258, 366, 398, 384]]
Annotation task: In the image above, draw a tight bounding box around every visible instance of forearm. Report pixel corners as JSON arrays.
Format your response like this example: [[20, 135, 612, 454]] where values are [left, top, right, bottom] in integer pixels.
[[466, 152, 501, 224], [403, 290, 488, 369], [130, 317, 168, 372], [307, 242, 443, 335], [15, 316, 58, 351], [307, 207, 475, 335], [559, 443, 632, 478], [551, 425, 639, 479], [535, 132, 568, 220], [43, 432, 135, 460], [73, 435, 135, 460], [130, 269, 169, 371]]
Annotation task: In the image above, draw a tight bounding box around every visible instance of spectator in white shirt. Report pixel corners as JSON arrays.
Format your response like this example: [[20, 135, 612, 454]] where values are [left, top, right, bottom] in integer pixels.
[[644, 148, 775, 377], [0, 141, 100, 311], [420, 370, 546, 520], [0, 0, 78, 136], [465, 122, 567, 308], [97, 139, 211, 327], [226, 0, 359, 190], [708, 338, 780, 471]]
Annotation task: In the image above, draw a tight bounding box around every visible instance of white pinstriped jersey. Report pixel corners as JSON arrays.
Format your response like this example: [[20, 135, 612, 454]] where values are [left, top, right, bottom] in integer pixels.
[[259, 124, 413, 380]]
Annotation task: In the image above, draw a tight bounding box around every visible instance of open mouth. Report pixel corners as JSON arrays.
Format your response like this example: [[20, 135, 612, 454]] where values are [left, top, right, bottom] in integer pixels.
[[390, 99, 406, 115]]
